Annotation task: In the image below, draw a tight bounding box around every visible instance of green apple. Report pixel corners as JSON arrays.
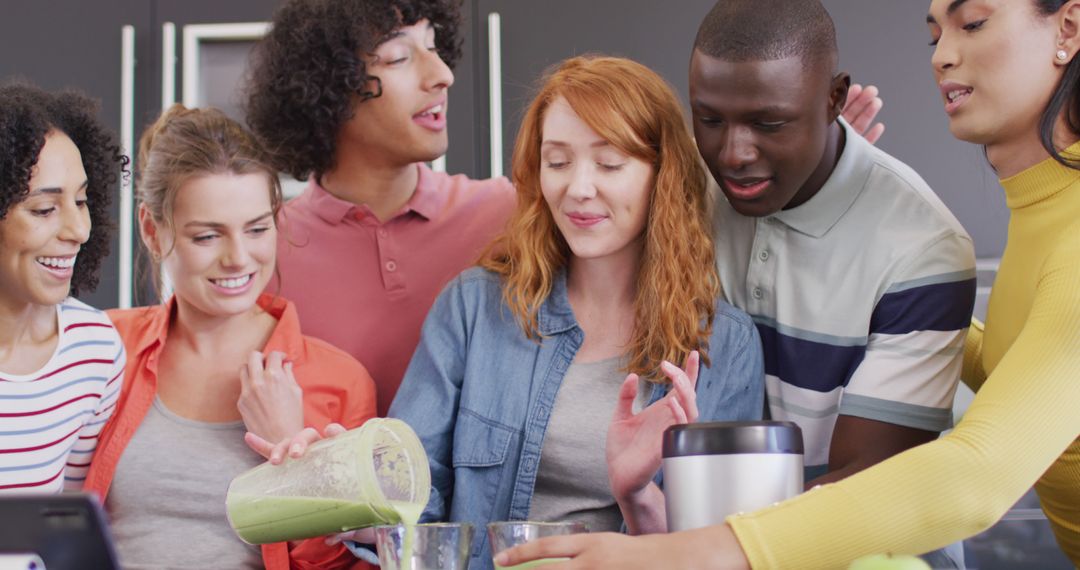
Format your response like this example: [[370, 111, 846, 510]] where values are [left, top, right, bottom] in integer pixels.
[[848, 553, 932, 570]]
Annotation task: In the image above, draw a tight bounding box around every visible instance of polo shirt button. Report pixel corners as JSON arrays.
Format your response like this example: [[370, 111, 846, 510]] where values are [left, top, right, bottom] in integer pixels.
[[378, 228, 388, 238], [386, 261, 397, 272], [752, 287, 763, 299], [758, 250, 770, 261]]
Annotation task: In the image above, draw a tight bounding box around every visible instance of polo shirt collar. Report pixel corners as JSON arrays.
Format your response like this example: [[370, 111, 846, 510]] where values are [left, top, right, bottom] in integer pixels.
[[133, 293, 305, 361], [537, 269, 580, 336], [407, 163, 444, 221], [770, 118, 872, 238], [307, 178, 355, 225], [307, 163, 445, 225]]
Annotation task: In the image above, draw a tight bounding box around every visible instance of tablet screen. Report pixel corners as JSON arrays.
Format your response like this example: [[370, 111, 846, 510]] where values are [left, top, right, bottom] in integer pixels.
[[0, 494, 118, 570]]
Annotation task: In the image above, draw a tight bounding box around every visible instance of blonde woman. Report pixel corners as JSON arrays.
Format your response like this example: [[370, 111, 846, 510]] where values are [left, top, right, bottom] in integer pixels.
[[85, 106, 376, 570]]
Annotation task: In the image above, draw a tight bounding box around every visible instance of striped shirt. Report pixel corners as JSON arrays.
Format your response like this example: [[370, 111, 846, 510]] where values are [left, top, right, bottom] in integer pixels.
[[0, 298, 125, 493], [713, 119, 977, 479]]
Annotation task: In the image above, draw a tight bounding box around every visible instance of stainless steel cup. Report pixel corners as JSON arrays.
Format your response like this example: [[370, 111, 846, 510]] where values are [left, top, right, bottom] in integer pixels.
[[662, 421, 804, 531]]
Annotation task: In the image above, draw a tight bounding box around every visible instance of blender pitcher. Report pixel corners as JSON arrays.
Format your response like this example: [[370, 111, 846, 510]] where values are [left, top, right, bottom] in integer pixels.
[[225, 418, 430, 544]]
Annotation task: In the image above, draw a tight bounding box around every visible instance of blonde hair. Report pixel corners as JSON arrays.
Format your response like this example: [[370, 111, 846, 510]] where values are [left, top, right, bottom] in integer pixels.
[[136, 104, 282, 296], [138, 104, 281, 227], [480, 56, 721, 382]]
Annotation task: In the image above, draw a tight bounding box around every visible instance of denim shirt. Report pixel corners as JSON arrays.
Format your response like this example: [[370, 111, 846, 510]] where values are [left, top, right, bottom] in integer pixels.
[[387, 267, 764, 569]]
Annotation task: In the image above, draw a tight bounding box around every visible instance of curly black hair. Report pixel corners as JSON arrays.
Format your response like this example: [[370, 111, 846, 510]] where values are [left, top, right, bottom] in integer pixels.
[[0, 82, 128, 297], [245, 0, 463, 180]]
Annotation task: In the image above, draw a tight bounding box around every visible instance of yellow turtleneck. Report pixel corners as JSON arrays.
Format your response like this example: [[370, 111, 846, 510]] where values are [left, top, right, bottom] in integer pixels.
[[728, 146, 1080, 568]]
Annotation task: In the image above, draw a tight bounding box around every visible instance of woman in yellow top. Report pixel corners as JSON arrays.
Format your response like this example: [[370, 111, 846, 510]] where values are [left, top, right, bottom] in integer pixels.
[[497, 0, 1080, 568]]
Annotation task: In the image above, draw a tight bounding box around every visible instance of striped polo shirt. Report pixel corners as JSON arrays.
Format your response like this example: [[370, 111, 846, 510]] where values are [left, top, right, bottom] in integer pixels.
[[713, 119, 977, 478], [0, 298, 125, 493]]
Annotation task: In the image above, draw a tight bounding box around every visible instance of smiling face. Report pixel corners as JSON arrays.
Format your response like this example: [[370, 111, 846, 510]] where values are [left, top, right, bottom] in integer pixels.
[[0, 131, 91, 309], [689, 50, 846, 217], [339, 18, 454, 167], [144, 172, 277, 319], [539, 97, 654, 263], [927, 0, 1064, 146]]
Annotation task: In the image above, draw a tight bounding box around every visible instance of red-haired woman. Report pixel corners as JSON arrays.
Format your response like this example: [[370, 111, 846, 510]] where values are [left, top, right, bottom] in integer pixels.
[[385, 55, 764, 570]]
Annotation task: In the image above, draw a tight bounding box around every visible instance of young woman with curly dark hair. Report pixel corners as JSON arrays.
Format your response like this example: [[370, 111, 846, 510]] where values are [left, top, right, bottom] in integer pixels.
[[246, 0, 515, 416], [0, 82, 127, 494]]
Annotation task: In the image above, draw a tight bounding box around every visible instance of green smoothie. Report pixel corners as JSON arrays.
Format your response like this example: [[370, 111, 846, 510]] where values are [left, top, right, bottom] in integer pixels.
[[495, 559, 570, 569], [394, 502, 424, 568], [226, 495, 424, 545]]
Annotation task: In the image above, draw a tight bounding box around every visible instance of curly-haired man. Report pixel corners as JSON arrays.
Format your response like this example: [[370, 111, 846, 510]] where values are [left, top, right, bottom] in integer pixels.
[[246, 0, 515, 417]]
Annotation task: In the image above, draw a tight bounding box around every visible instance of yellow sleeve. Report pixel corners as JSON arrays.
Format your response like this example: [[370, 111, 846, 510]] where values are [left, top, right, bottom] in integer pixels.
[[727, 233, 1080, 569], [961, 317, 986, 391]]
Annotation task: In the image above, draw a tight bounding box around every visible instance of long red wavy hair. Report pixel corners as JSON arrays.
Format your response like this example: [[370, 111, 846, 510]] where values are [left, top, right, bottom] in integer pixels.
[[480, 56, 720, 382]]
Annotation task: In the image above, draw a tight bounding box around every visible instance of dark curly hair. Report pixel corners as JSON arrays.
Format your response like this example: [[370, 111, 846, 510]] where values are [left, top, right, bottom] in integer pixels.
[[245, 0, 463, 180], [0, 81, 127, 297]]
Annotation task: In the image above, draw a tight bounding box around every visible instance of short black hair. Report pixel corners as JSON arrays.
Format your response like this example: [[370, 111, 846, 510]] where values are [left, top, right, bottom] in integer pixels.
[[0, 82, 127, 297], [694, 0, 837, 72], [245, 0, 463, 180]]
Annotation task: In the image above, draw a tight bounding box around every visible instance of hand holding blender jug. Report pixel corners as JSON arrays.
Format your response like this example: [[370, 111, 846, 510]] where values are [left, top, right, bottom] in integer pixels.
[[226, 418, 430, 544]]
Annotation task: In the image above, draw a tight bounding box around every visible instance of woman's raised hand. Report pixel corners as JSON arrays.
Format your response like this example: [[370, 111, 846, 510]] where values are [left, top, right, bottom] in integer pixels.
[[237, 350, 305, 445], [606, 351, 700, 504]]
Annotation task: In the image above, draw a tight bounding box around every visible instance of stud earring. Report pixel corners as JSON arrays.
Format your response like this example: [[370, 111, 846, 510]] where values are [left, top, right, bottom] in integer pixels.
[[1058, 49, 1069, 62]]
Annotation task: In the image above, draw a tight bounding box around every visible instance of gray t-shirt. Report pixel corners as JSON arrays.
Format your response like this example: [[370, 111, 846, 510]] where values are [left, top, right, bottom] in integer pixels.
[[528, 356, 648, 532], [105, 397, 263, 570]]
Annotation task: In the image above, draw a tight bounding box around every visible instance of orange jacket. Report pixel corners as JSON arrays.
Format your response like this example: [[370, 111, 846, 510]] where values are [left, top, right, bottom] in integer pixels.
[[85, 294, 377, 570]]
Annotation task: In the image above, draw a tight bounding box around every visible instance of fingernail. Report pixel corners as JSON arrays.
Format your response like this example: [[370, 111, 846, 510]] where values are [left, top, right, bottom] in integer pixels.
[[290, 444, 302, 455]]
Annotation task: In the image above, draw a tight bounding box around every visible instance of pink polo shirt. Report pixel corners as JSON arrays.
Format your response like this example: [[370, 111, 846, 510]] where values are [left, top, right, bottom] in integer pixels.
[[272, 163, 516, 415]]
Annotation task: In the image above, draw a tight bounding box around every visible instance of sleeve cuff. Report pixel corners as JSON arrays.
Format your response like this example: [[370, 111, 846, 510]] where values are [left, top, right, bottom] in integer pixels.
[[838, 394, 953, 432], [344, 541, 380, 565]]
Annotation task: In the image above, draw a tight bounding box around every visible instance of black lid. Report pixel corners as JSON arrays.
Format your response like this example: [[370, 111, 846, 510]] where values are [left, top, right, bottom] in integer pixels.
[[662, 421, 804, 457]]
